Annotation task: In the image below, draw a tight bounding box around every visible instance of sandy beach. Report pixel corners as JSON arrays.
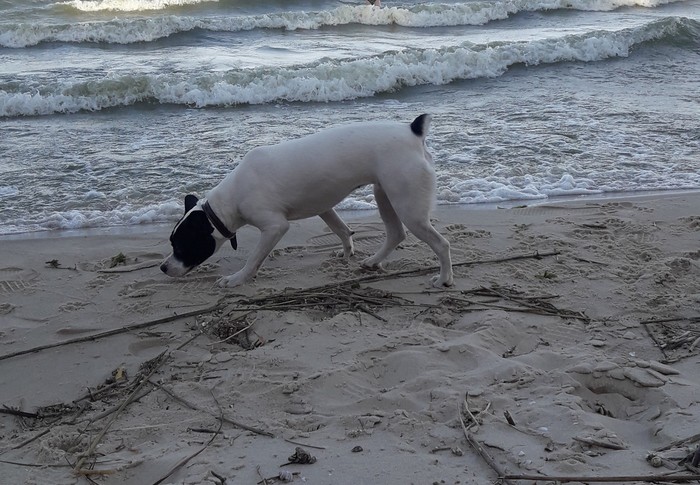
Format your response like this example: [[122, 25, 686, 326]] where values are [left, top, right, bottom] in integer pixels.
[[1, 192, 699, 485]]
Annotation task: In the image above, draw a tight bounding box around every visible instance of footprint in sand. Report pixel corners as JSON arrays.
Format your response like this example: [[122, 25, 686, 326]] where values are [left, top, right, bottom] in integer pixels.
[[567, 358, 678, 421], [0, 267, 38, 294], [445, 223, 491, 240], [59, 301, 90, 312], [306, 225, 419, 255], [679, 215, 700, 230]]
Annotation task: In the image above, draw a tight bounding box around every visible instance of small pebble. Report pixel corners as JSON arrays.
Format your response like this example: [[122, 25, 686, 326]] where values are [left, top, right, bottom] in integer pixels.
[[352, 446, 363, 453]]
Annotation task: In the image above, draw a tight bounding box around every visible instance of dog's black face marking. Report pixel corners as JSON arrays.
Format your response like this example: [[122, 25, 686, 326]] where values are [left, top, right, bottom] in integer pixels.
[[169, 210, 217, 272]]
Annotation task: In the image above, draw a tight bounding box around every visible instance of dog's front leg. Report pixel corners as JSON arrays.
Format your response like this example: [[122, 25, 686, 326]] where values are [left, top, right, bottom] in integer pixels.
[[218, 219, 290, 287]]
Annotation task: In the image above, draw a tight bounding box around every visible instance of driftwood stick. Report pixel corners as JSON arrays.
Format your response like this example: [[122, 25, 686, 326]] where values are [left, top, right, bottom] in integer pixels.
[[655, 432, 700, 452], [502, 473, 700, 483], [641, 316, 700, 325], [242, 250, 562, 304], [0, 302, 222, 362], [283, 438, 327, 450], [151, 381, 273, 438], [74, 351, 169, 473], [458, 400, 515, 485], [572, 435, 627, 450], [88, 389, 154, 423], [0, 407, 38, 419], [97, 261, 160, 273], [10, 428, 51, 450], [152, 391, 223, 485]]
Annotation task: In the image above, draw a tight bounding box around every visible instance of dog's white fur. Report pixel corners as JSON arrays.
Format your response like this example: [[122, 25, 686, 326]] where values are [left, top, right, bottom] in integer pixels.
[[164, 116, 453, 287]]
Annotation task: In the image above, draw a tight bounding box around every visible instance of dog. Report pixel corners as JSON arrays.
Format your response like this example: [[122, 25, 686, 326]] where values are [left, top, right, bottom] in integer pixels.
[[160, 114, 453, 288]]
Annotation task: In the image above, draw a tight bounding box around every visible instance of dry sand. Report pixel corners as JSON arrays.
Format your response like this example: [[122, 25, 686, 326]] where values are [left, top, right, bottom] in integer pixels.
[[1, 192, 699, 485]]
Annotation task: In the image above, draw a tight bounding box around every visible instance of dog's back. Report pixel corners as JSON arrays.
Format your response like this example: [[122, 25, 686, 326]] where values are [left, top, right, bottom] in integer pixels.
[[223, 116, 433, 220]]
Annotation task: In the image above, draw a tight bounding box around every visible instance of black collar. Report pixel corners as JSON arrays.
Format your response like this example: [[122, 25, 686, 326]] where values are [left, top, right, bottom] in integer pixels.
[[202, 200, 235, 240]]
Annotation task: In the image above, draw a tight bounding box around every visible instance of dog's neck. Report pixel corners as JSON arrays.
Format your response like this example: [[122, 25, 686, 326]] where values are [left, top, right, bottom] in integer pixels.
[[202, 200, 235, 240]]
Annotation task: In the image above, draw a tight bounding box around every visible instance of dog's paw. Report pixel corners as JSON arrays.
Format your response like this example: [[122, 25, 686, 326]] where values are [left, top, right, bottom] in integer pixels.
[[360, 259, 384, 271], [430, 274, 454, 288], [217, 273, 251, 288]]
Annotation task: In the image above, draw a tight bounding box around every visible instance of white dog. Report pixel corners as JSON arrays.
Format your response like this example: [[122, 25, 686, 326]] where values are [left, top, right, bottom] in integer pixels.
[[160, 114, 453, 288]]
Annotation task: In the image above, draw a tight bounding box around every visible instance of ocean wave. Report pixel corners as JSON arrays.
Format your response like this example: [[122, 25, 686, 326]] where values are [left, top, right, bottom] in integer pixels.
[[0, 200, 183, 236], [1, 0, 689, 48], [1, 17, 697, 117]]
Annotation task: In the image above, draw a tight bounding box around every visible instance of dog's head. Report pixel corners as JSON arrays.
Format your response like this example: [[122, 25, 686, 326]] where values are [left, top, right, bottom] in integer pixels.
[[160, 195, 230, 277]]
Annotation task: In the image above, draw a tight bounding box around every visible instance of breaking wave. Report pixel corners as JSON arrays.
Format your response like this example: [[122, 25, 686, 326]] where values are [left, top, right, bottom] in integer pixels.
[[1, 17, 697, 117], [0, 0, 689, 47]]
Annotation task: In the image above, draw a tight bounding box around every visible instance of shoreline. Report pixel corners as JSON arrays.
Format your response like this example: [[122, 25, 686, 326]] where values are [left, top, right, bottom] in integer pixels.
[[0, 190, 698, 484], [2, 188, 699, 242]]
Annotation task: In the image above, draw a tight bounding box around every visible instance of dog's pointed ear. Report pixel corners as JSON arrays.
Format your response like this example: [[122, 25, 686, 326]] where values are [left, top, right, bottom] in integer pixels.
[[230, 234, 238, 250], [184, 194, 199, 213]]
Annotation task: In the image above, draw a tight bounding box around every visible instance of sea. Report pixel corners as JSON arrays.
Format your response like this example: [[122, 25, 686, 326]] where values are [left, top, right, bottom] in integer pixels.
[[1, 0, 699, 236]]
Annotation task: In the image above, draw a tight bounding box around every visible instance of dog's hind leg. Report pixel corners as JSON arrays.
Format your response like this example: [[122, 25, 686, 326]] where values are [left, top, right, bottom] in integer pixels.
[[319, 209, 355, 258], [381, 170, 453, 287], [361, 184, 406, 270], [400, 215, 453, 287]]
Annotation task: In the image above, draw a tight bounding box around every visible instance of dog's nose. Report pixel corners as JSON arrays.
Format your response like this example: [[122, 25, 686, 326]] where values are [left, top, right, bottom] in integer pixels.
[[160, 262, 168, 274]]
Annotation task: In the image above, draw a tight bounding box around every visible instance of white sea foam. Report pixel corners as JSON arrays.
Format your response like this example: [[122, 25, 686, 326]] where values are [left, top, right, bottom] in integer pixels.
[[0, 186, 20, 198], [1, 17, 693, 117], [0, 200, 183, 235], [59, 0, 219, 12], [0, 173, 624, 234]]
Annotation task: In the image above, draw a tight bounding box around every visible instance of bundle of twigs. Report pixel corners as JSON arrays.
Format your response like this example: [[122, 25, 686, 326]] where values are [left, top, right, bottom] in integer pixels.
[[238, 284, 417, 314], [441, 285, 590, 323]]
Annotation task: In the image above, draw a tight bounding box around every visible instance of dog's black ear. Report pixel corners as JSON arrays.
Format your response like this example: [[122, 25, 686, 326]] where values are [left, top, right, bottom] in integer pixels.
[[184, 194, 199, 213], [230, 234, 238, 250]]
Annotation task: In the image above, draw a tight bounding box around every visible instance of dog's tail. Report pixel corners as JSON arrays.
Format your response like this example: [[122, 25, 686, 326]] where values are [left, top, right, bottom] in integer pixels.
[[410, 114, 431, 138]]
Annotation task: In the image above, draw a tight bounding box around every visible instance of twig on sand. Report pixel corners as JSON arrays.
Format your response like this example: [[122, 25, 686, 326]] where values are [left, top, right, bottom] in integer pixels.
[[151, 381, 273, 438], [0, 302, 223, 362], [572, 435, 627, 450], [0, 407, 39, 419], [501, 473, 700, 482], [283, 438, 327, 450], [457, 399, 515, 485], [97, 261, 160, 273], [74, 351, 169, 474], [152, 390, 224, 485], [655, 432, 700, 453], [10, 428, 50, 450], [246, 250, 562, 301]]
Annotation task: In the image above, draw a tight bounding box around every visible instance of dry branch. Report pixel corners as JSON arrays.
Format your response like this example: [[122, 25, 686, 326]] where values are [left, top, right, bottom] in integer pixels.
[[457, 399, 515, 485], [151, 381, 273, 438], [0, 302, 222, 362], [502, 473, 700, 483], [152, 391, 224, 485], [74, 351, 169, 473]]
